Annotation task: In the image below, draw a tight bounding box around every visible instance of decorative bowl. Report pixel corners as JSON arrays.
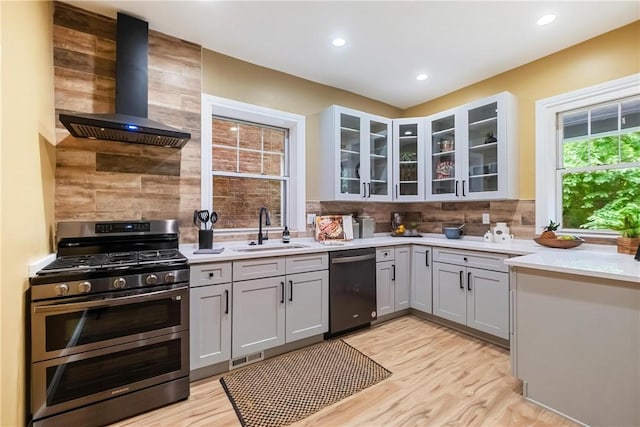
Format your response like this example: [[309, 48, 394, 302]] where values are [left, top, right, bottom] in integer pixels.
[[533, 237, 584, 249]]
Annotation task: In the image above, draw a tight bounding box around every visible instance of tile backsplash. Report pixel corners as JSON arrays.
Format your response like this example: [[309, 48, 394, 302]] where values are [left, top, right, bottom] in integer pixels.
[[307, 200, 536, 239]]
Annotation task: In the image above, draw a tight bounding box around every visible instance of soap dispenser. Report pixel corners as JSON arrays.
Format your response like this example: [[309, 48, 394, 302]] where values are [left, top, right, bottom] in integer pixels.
[[282, 226, 290, 243]]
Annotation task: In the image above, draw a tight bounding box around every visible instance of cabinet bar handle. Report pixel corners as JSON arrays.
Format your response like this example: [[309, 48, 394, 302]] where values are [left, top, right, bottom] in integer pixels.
[[362, 183, 366, 198], [288, 280, 293, 302], [224, 289, 229, 314], [392, 264, 396, 281], [367, 182, 371, 198], [280, 281, 285, 303], [455, 181, 459, 197], [467, 272, 472, 291], [462, 180, 466, 197], [395, 184, 398, 199], [425, 250, 429, 267], [459, 270, 464, 289]]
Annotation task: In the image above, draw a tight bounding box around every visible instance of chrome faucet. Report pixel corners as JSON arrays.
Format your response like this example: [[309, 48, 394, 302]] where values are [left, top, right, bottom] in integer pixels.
[[258, 207, 271, 244]]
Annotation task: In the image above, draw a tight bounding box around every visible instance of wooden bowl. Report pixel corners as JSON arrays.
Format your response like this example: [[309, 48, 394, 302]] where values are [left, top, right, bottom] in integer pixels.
[[533, 237, 584, 249]]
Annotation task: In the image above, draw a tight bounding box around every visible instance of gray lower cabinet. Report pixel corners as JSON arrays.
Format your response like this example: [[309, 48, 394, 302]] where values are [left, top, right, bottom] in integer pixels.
[[189, 262, 232, 370], [285, 270, 329, 342], [432, 248, 509, 339], [376, 246, 410, 317], [190, 283, 231, 369], [410, 246, 432, 313], [232, 276, 286, 357], [232, 254, 329, 358]]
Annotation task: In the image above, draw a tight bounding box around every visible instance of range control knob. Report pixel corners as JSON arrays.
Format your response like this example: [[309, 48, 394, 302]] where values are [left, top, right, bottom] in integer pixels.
[[78, 281, 92, 293], [113, 277, 126, 289], [55, 284, 69, 296], [145, 274, 158, 285], [164, 272, 176, 283]]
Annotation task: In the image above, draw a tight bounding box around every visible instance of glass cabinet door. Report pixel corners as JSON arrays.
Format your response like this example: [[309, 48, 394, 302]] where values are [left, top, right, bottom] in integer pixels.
[[368, 119, 390, 198], [467, 102, 498, 194], [431, 114, 457, 196], [394, 121, 423, 200], [339, 112, 362, 196]]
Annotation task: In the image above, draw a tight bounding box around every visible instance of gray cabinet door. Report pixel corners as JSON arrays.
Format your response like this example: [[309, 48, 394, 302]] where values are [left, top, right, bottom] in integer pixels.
[[394, 246, 411, 310], [410, 246, 432, 313], [432, 262, 466, 325], [232, 276, 286, 357], [190, 283, 231, 369], [285, 270, 329, 342], [376, 260, 394, 317], [466, 267, 509, 339]]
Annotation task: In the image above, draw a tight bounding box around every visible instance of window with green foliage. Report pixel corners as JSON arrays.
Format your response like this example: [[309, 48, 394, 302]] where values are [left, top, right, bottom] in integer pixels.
[[559, 97, 640, 236]]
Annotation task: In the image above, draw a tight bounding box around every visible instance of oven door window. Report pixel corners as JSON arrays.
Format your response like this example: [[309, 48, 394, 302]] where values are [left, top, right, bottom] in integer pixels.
[[44, 292, 183, 353]]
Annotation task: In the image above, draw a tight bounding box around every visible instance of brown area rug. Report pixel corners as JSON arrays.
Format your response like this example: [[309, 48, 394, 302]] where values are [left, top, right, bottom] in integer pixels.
[[220, 339, 392, 427]]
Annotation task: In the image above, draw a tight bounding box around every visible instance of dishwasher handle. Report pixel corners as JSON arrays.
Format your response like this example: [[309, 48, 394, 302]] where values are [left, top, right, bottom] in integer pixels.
[[331, 253, 376, 264]]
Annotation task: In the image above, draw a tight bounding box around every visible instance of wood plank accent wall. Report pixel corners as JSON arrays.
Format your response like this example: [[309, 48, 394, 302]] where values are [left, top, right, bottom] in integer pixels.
[[53, 2, 202, 243]]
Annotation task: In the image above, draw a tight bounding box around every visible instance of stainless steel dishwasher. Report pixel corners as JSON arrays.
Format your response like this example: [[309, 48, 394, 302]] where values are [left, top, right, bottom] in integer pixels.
[[326, 247, 377, 337]]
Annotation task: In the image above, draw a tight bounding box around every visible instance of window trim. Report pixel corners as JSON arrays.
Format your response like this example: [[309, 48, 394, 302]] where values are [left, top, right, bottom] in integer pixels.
[[535, 73, 640, 238], [201, 94, 306, 233]]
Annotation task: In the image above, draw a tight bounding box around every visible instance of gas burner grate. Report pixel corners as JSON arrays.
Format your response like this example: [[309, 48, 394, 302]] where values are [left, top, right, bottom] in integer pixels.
[[40, 254, 107, 273], [105, 251, 138, 267], [138, 249, 187, 264]]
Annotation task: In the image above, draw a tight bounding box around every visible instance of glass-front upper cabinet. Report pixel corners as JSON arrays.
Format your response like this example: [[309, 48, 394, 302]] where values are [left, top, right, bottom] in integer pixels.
[[427, 109, 459, 199], [320, 105, 392, 201], [393, 118, 425, 201], [426, 92, 518, 201]]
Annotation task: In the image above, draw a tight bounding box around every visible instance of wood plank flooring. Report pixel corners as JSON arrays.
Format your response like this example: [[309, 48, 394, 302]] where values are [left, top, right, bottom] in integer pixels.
[[110, 316, 576, 427]]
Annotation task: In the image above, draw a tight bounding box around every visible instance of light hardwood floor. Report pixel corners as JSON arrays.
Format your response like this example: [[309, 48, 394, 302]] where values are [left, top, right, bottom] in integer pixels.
[[111, 316, 576, 427]]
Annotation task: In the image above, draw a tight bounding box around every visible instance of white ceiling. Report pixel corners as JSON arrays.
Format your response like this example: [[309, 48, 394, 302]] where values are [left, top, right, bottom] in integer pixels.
[[65, 1, 640, 109]]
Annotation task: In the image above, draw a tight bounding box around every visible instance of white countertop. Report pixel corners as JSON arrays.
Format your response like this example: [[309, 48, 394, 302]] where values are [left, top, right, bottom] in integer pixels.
[[28, 234, 639, 284], [504, 246, 640, 283], [182, 234, 640, 284]]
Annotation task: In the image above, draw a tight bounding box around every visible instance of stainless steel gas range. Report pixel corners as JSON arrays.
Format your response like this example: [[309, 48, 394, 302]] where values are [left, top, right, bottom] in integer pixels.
[[29, 220, 190, 427]]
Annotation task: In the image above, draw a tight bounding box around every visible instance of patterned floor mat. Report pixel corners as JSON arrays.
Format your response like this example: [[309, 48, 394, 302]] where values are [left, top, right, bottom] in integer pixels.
[[220, 339, 392, 427]]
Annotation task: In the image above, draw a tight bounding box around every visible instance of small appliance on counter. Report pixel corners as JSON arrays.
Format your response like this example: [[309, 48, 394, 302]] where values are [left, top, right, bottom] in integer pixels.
[[356, 214, 375, 238]]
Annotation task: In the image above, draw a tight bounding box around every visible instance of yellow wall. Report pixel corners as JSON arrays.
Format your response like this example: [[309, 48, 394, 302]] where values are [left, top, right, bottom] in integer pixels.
[[202, 50, 402, 200], [0, 2, 56, 426], [404, 21, 640, 199]]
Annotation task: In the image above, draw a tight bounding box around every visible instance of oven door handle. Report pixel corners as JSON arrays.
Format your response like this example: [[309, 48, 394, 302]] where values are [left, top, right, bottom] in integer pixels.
[[33, 286, 188, 313]]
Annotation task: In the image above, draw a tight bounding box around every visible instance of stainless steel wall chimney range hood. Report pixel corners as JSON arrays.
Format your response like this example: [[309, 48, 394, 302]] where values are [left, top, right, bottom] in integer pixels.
[[59, 13, 190, 149]]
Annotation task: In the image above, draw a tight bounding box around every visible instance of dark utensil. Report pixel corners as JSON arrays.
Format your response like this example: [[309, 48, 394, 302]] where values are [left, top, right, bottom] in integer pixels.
[[209, 211, 218, 228], [197, 210, 210, 230], [193, 210, 201, 228]]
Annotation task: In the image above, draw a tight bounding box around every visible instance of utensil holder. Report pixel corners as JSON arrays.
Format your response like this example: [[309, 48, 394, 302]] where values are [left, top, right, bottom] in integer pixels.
[[198, 230, 213, 249]]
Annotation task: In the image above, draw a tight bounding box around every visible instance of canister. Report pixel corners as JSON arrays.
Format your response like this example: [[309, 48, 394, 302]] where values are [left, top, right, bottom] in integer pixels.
[[357, 216, 375, 238]]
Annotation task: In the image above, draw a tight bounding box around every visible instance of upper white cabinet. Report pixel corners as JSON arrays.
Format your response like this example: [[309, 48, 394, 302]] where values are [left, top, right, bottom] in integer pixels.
[[320, 105, 393, 201], [392, 118, 425, 201], [426, 92, 518, 201]]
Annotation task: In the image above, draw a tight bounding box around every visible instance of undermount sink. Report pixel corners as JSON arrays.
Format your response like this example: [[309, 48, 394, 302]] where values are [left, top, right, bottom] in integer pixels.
[[232, 244, 310, 253]]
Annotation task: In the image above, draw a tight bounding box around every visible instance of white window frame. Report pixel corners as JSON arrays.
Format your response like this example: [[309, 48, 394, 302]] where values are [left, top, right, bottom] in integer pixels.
[[535, 73, 640, 238], [201, 94, 306, 233]]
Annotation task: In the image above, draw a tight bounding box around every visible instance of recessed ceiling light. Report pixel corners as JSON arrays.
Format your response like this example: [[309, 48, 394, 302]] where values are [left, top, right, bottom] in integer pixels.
[[332, 38, 346, 47], [537, 14, 556, 26], [416, 73, 428, 81], [404, 131, 413, 135], [230, 127, 238, 131]]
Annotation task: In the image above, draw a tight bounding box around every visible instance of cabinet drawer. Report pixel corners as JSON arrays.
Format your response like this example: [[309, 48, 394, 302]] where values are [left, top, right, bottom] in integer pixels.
[[233, 257, 286, 281], [433, 248, 508, 273], [376, 247, 395, 262], [190, 263, 232, 287], [286, 253, 328, 274]]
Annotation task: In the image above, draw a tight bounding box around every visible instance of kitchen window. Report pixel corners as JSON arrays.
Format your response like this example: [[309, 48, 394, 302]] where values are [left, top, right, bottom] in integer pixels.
[[201, 95, 305, 233], [535, 74, 640, 237]]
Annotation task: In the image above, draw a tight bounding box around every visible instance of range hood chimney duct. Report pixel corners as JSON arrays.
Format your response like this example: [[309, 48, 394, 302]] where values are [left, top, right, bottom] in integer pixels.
[[59, 13, 191, 148]]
